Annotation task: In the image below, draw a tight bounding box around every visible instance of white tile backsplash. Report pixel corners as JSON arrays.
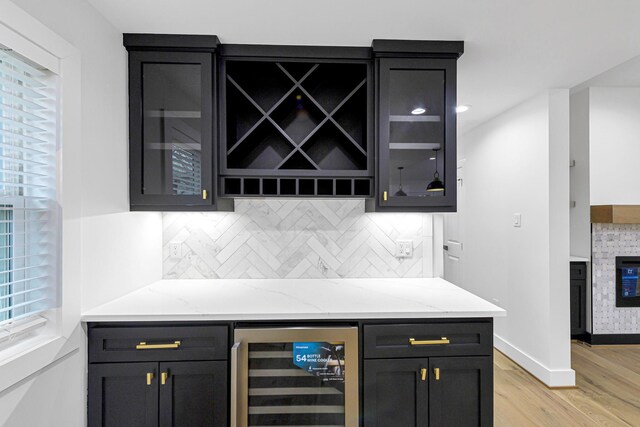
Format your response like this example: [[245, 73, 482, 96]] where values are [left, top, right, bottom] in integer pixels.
[[163, 199, 434, 279]]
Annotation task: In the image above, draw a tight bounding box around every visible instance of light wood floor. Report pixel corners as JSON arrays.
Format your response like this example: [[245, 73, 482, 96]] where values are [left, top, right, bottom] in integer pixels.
[[495, 342, 640, 426]]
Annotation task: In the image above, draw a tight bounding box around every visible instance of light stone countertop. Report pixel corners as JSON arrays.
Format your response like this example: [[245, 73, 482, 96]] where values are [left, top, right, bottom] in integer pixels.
[[570, 256, 590, 263], [81, 278, 506, 322]]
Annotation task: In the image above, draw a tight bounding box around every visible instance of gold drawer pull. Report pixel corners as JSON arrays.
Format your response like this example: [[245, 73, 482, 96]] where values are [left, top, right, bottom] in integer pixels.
[[146, 372, 154, 386], [409, 337, 450, 346], [420, 368, 427, 381], [161, 372, 168, 385], [434, 367, 441, 381], [136, 340, 181, 350]]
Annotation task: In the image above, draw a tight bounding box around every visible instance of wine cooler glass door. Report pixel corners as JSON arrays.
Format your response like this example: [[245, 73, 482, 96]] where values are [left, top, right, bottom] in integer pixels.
[[232, 327, 359, 427]]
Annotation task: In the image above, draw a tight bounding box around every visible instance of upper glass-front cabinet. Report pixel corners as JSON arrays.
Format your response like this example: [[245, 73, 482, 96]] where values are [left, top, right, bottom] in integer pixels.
[[125, 34, 231, 211], [372, 40, 463, 212]]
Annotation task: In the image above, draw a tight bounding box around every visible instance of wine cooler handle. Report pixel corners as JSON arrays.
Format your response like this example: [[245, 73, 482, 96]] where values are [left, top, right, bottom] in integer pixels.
[[231, 342, 240, 427]]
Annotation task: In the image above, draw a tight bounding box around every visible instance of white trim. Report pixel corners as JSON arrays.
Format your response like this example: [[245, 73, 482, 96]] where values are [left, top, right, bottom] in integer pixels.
[[494, 334, 576, 387], [0, 316, 46, 344], [0, 0, 82, 391]]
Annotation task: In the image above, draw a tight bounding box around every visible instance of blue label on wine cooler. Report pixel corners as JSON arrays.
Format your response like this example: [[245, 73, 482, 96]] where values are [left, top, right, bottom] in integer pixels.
[[293, 342, 345, 390]]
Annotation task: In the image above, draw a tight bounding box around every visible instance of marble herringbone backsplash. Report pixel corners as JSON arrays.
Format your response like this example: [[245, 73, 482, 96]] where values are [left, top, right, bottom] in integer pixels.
[[163, 199, 434, 279]]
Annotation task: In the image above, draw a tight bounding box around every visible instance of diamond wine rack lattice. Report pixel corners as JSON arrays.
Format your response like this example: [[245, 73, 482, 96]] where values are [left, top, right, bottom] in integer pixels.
[[222, 60, 371, 197]]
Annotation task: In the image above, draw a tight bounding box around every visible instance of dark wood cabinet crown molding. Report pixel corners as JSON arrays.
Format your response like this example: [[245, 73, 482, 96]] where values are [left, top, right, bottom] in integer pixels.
[[371, 39, 464, 58], [220, 43, 371, 60], [124, 33, 220, 52]]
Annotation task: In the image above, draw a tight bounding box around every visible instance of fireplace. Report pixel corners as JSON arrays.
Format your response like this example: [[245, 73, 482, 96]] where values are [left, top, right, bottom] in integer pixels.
[[616, 257, 640, 307]]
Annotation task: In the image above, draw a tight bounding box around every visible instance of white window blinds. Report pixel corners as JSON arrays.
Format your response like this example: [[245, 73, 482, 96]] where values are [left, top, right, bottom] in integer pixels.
[[0, 49, 57, 326]]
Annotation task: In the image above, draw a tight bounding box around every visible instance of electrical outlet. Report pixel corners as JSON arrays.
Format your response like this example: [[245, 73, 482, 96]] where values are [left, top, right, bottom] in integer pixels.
[[395, 240, 413, 258], [169, 242, 182, 259]]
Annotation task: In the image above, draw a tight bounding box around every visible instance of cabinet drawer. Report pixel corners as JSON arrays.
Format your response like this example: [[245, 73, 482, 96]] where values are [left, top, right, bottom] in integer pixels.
[[363, 322, 492, 359], [570, 263, 586, 280], [89, 325, 228, 363]]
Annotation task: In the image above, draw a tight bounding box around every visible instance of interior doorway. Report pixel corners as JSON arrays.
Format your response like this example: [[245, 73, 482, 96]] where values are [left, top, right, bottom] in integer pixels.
[[443, 161, 465, 285]]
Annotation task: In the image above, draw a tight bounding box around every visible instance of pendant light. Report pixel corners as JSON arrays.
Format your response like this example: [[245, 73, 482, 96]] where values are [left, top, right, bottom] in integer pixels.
[[426, 148, 445, 192], [394, 166, 407, 197]]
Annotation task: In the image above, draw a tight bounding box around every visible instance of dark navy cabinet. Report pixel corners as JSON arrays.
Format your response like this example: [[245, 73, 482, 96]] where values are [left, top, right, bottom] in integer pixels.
[[87, 323, 229, 427], [570, 261, 587, 337], [88, 319, 492, 426], [362, 319, 493, 427], [124, 35, 463, 211], [369, 40, 464, 212], [124, 34, 232, 211]]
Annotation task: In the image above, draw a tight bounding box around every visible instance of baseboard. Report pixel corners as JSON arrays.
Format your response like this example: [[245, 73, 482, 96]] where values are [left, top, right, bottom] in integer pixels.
[[586, 332, 640, 345], [494, 334, 576, 387], [571, 332, 590, 342]]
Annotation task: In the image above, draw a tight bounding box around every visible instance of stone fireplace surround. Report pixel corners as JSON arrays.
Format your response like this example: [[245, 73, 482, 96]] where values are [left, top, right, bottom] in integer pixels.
[[592, 223, 640, 334]]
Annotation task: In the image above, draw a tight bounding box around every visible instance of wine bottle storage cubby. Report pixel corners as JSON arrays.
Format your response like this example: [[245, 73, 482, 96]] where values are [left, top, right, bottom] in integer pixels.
[[222, 60, 369, 176], [222, 177, 372, 197]]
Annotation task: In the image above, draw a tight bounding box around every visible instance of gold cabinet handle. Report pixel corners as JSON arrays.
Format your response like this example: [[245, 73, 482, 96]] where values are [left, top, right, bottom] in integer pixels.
[[383, 191, 388, 201], [420, 368, 427, 381], [161, 372, 168, 385], [146, 372, 154, 386], [202, 189, 208, 200], [409, 337, 450, 346], [136, 340, 181, 350], [434, 367, 440, 381]]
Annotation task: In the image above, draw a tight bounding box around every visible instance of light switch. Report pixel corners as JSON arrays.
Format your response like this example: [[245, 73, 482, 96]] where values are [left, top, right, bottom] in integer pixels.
[[513, 213, 522, 228]]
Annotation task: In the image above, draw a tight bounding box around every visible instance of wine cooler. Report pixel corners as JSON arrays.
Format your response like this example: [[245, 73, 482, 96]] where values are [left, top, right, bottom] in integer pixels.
[[231, 326, 359, 427]]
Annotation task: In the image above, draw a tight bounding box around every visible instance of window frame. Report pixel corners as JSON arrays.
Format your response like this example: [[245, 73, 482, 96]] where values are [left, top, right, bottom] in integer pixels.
[[0, 1, 81, 393]]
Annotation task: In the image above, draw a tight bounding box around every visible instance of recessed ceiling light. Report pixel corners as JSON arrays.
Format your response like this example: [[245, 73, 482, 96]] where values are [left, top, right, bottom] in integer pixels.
[[429, 156, 436, 160], [456, 105, 470, 113], [411, 107, 426, 115]]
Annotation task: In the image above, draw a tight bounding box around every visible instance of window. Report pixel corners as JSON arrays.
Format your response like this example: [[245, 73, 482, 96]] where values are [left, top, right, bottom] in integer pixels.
[[0, 48, 57, 327]]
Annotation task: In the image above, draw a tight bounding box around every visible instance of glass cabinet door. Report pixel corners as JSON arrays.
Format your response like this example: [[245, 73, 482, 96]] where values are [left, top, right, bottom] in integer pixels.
[[129, 51, 213, 206], [378, 58, 457, 211]]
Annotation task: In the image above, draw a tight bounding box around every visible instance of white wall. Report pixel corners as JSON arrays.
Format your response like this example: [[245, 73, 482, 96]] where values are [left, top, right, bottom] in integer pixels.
[[1, 0, 163, 425], [589, 87, 640, 205], [0, 350, 83, 426], [459, 90, 574, 386], [10, 0, 163, 312]]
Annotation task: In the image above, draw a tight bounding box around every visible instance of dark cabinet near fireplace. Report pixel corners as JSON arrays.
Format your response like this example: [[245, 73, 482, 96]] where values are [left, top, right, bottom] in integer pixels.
[[570, 261, 587, 337], [368, 40, 464, 212]]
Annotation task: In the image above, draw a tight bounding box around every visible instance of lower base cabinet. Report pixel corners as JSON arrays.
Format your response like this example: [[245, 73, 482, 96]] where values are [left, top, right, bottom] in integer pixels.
[[87, 323, 229, 427], [159, 361, 227, 427], [88, 319, 494, 426], [570, 261, 587, 337], [89, 362, 159, 427], [89, 361, 227, 427], [363, 359, 429, 426], [363, 356, 492, 427]]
